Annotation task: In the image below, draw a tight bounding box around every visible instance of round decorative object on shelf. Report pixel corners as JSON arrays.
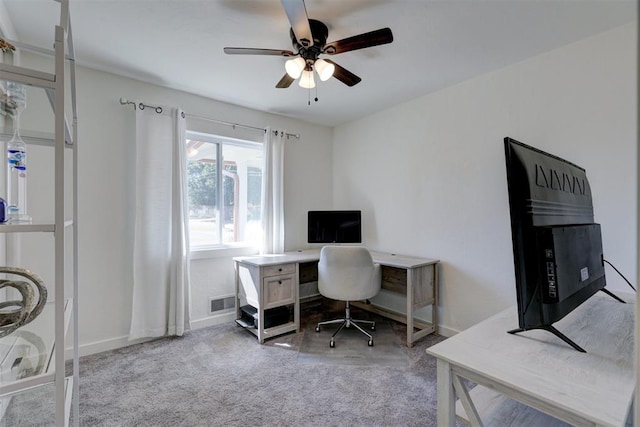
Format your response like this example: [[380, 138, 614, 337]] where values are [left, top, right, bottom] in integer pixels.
[[12, 330, 47, 379], [0, 267, 47, 338]]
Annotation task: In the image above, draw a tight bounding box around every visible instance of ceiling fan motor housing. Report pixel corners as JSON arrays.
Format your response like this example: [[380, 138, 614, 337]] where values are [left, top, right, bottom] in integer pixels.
[[290, 19, 330, 62]]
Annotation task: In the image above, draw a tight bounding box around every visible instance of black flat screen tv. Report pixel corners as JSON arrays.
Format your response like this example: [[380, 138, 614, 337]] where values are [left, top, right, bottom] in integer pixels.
[[504, 137, 622, 352], [308, 210, 362, 244]]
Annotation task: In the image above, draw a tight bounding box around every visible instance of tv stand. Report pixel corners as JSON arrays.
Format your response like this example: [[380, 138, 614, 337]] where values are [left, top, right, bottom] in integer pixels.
[[600, 287, 626, 303], [507, 324, 586, 353], [508, 287, 626, 353]]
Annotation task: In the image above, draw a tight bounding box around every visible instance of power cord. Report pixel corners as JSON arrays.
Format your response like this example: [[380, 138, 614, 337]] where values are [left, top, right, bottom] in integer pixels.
[[603, 258, 636, 292]]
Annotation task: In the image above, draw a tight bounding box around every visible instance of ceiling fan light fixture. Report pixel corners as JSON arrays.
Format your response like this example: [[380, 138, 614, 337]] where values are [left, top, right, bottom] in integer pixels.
[[285, 57, 306, 79], [298, 69, 316, 88], [314, 59, 335, 81]]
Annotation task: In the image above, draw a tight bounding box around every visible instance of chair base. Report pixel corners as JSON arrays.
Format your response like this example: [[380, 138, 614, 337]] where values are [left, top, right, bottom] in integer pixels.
[[315, 301, 375, 347]]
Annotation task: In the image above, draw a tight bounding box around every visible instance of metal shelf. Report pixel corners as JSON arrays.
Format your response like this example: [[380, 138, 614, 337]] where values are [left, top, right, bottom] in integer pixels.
[[0, 128, 57, 147], [1, 1, 78, 424], [0, 221, 73, 234], [0, 117, 74, 149], [0, 63, 56, 89], [0, 375, 73, 425], [0, 223, 55, 233], [0, 299, 72, 397]]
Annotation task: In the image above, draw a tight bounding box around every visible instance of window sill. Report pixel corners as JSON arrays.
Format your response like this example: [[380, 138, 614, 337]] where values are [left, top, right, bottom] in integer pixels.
[[190, 245, 259, 260]]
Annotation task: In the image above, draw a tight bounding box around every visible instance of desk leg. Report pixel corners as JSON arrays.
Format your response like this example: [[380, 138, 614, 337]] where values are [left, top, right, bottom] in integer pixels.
[[234, 262, 241, 323], [406, 267, 415, 348], [294, 264, 301, 332], [257, 308, 265, 344], [436, 359, 456, 427]]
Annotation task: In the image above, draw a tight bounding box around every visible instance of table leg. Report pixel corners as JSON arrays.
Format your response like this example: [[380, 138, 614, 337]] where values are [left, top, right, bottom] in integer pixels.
[[432, 263, 438, 334], [453, 374, 483, 426], [436, 358, 456, 427]]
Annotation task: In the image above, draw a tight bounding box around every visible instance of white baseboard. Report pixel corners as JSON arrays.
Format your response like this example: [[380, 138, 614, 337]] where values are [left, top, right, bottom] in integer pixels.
[[70, 312, 454, 358], [67, 335, 153, 359], [70, 312, 237, 358], [437, 324, 459, 338], [191, 311, 236, 329]]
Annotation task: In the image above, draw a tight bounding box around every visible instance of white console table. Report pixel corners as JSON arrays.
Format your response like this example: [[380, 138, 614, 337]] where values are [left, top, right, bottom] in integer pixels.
[[427, 292, 635, 426], [234, 249, 439, 347]]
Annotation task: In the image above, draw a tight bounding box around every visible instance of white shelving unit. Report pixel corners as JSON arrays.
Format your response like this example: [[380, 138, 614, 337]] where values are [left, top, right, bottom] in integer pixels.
[[0, 1, 78, 425]]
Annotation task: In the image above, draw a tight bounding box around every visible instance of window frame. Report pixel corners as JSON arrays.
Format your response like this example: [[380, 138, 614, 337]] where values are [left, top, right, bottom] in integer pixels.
[[186, 130, 263, 254]]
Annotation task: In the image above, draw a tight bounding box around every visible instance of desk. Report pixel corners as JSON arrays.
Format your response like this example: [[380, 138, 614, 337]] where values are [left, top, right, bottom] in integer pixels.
[[233, 249, 439, 347], [426, 292, 635, 426]]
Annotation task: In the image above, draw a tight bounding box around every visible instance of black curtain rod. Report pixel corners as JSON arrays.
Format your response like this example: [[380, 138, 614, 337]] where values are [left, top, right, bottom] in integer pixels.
[[119, 98, 300, 139]]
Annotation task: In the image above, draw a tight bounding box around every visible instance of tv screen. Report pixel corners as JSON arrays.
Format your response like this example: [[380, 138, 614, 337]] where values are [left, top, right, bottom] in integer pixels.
[[504, 137, 621, 352], [308, 210, 362, 244]]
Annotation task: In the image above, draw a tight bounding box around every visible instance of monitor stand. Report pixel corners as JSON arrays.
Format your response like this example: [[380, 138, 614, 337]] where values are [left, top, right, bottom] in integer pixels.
[[508, 288, 625, 353]]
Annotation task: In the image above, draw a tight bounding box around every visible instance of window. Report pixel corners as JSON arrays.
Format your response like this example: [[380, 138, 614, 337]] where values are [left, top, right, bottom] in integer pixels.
[[186, 131, 263, 249]]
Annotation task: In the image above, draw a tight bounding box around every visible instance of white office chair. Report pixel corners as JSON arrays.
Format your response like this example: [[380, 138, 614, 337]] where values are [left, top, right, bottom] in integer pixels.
[[315, 246, 382, 347]]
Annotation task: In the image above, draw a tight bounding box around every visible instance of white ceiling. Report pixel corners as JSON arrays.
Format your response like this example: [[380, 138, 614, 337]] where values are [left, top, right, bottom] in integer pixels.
[[1, 0, 636, 127]]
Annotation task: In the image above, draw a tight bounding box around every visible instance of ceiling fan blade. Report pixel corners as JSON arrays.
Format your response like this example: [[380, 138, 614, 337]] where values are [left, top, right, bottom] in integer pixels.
[[324, 59, 362, 87], [276, 74, 295, 88], [281, 0, 313, 47], [224, 47, 295, 57], [323, 28, 393, 55]]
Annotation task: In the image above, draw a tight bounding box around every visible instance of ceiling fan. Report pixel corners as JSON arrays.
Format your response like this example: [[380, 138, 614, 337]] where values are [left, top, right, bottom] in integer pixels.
[[223, 0, 393, 90]]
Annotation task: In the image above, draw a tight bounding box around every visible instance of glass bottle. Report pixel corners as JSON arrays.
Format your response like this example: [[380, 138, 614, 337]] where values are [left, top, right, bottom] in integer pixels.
[[5, 81, 30, 223], [0, 197, 7, 223]]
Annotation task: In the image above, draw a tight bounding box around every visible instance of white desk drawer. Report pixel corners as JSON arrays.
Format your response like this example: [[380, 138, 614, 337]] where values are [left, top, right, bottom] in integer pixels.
[[262, 263, 296, 277], [263, 274, 296, 309]]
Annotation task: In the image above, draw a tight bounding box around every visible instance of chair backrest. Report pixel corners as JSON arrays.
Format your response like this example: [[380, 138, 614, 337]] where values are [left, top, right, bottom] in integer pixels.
[[317, 246, 381, 302]]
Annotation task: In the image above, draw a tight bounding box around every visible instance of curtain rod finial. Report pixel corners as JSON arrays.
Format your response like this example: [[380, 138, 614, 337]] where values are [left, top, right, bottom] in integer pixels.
[[120, 97, 136, 110]]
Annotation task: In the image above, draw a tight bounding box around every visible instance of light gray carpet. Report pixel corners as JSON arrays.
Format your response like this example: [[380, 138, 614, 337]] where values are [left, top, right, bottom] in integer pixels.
[[3, 303, 452, 426]]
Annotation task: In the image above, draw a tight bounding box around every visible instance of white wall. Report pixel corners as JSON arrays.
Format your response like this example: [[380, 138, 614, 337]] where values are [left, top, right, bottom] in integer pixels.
[[16, 54, 333, 355], [333, 23, 637, 335]]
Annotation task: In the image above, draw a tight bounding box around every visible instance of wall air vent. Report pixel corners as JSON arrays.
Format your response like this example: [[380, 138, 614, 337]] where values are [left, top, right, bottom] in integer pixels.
[[209, 295, 235, 314]]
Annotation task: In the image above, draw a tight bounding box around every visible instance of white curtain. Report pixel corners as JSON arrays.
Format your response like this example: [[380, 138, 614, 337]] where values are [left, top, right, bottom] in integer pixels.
[[129, 106, 191, 340], [261, 128, 285, 254]]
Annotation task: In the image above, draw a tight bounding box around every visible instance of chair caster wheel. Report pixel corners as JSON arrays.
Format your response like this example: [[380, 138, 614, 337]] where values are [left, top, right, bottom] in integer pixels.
[[368, 339, 374, 347], [330, 340, 335, 348], [315, 326, 321, 333]]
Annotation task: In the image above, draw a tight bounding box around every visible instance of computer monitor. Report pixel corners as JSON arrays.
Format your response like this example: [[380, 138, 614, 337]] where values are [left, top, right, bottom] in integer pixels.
[[307, 210, 362, 244]]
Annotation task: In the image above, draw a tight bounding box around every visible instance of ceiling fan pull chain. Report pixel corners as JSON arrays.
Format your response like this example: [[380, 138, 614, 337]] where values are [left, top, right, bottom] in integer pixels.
[[315, 85, 319, 103]]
